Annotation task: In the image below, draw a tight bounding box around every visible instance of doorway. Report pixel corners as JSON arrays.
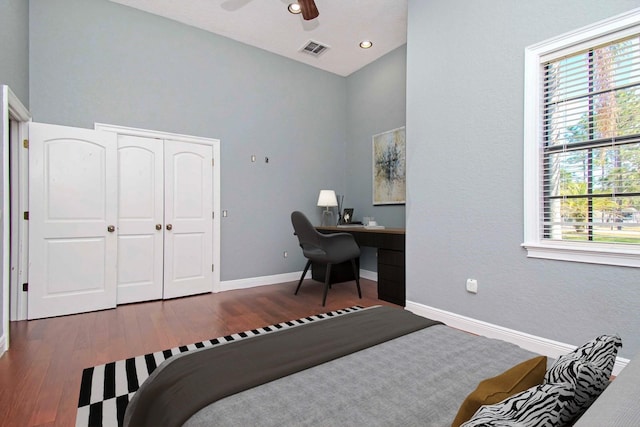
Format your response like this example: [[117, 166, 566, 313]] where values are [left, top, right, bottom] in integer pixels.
[[2, 85, 30, 354]]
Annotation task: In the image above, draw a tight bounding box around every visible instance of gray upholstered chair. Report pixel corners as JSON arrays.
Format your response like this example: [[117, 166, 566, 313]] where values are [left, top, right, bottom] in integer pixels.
[[291, 211, 362, 306]]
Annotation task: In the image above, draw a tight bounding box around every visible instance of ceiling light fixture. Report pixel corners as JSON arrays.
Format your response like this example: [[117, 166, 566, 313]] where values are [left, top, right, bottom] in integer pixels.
[[359, 40, 373, 49], [288, 3, 302, 14]]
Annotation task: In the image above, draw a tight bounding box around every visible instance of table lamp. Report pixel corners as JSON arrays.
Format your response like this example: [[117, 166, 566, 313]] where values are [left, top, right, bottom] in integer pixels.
[[317, 190, 338, 226]]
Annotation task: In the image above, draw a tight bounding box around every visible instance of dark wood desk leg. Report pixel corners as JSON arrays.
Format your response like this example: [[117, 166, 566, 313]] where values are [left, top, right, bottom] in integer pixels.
[[322, 264, 332, 306], [377, 248, 405, 306]]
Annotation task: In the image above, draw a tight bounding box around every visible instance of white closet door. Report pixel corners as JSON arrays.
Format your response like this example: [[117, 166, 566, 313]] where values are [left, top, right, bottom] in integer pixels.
[[28, 123, 117, 319], [163, 140, 213, 299], [116, 135, 164, 304]]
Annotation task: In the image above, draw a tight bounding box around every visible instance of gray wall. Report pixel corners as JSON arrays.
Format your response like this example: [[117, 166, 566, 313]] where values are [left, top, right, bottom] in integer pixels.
[[28, 0, 350, 281], [406, 0, 640, 358], [346, 45, 407, 270], [0, 0, 29, 105]]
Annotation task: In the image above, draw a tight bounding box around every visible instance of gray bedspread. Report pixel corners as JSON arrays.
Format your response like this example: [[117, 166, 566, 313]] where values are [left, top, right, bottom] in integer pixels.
[[184, 323, 539, 427], [124, 306, 439, 427]]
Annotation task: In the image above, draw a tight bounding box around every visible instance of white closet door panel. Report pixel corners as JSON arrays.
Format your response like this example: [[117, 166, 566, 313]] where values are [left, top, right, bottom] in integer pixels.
[[28, 123, 117, 319], [47, 141, 107, 220], [172, 233, 206, 280], [45, 238, 107, 293], [163, 140, 213, 299], [117, 135, 163, 304]]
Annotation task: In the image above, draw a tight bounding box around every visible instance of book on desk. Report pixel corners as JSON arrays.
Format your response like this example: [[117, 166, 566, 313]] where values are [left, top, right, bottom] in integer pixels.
[[336, 217, 386, 229], [336, 224, 385, 230]]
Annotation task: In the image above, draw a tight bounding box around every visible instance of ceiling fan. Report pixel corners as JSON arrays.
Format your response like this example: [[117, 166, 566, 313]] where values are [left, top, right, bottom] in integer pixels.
[[223, 0, 319, 21], [293, 0, 319, 20]]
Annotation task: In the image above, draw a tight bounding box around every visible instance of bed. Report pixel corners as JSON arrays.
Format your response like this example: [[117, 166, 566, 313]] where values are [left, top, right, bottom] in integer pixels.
[[122, 305, 536, 426], [122, 305, 621, 427]]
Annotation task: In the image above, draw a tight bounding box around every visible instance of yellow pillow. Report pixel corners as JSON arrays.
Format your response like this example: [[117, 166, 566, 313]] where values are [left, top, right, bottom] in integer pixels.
[[451, 355, 547, 427]]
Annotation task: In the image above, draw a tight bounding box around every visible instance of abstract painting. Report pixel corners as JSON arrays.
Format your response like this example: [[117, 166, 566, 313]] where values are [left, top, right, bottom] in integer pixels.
[[372, 126, 406, 205]]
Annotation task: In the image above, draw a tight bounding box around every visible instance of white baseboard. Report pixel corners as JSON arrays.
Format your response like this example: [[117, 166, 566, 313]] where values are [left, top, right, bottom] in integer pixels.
[[219, 271, 309, 292], [405, 300, 629, 376], [360, 269, 377, 281], [219, 269, 377, 292]]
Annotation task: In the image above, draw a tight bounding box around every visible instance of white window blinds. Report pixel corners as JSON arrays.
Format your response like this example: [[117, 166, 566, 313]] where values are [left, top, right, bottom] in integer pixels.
[[541, 34, 640, 245]]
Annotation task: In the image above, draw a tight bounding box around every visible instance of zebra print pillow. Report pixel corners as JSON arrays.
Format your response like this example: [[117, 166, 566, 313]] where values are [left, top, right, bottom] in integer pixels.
[[544, 334, 622, 424], [545, 359, 609, 425], [460, 383, 573, 427], [560, 334, 621, 373]]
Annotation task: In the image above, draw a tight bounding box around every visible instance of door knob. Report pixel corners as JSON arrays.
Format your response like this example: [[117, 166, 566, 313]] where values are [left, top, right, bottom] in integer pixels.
[[107, 225, 115, 233], [166, 224, 173, 231], [155, 224, 162, 231]]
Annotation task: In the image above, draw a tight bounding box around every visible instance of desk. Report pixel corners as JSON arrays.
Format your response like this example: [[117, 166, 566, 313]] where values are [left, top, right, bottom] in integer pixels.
[[315, 226, 405, 306]]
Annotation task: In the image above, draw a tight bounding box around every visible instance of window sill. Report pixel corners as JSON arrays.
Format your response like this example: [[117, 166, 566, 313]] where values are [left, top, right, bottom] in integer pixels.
[[522, 242, 640, 268]]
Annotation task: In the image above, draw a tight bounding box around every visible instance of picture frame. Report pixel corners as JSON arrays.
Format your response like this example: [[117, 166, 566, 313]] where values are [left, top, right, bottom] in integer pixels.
[[372, 126, 406, 205], [340, 208, 354, 224]]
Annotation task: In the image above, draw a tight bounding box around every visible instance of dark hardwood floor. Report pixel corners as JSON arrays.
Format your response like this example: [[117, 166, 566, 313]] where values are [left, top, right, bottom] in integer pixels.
[[0, 278, 394, 427]]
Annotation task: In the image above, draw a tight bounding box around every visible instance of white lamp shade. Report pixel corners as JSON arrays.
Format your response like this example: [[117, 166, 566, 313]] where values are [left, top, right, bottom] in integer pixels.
[[317, 190, 338, 207]]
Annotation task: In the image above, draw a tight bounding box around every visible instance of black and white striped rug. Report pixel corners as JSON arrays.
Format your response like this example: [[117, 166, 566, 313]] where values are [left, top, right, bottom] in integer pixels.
[[75, 305, 364, 427]]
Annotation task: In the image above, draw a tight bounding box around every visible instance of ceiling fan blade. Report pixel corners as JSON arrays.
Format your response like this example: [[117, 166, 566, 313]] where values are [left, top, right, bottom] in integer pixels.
[[298, 0, 319, 20]]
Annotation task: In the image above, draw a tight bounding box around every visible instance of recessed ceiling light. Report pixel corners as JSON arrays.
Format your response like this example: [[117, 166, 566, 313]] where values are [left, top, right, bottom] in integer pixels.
[[288, 3, 302, 14], [359, 40, 373, 49]]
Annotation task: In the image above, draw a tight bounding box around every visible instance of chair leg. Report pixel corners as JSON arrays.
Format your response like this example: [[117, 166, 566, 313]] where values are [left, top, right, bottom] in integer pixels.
[[295, 260, 312, 295], [350, 259, 362, 299], [322, 264, 332, 306]]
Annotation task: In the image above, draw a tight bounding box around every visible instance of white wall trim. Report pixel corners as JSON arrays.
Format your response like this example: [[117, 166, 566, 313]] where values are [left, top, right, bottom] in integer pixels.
[[9, 112, 30, 322], [7, 86, 30, 121], [94, 123, 216, 146], [522, 8, 640, 267], [360, 269, 377, 281], [405, 300, 629, 376], [3, 86, 31, 338], [220, 269, 376, 292], [521, 241, 640, 267], [220, 271, 309, 292]]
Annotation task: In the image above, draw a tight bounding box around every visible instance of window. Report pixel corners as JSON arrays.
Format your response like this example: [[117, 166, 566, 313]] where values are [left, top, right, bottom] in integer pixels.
[[523, 9, 640, 267]]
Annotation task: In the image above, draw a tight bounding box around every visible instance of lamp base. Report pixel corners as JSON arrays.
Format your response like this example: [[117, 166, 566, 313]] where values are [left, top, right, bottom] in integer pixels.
[[321, 210, 335, 227]]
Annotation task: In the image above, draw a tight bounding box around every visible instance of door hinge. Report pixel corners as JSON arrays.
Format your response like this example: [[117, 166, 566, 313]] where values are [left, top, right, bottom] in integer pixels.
[[23, 211, 29, 220], [212, 264, 214, 272], [23, 139, 28, 149], [212, 211, 215, 219], [212, 158, 214, 167], [22, 283, 28, 292]]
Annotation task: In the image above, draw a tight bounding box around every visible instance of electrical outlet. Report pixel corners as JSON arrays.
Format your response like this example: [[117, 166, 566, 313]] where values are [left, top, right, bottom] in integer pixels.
[[466, 279, 478, 294]]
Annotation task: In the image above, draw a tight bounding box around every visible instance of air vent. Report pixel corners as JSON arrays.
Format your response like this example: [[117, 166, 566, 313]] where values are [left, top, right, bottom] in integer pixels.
[[299, 40, 330, 57]]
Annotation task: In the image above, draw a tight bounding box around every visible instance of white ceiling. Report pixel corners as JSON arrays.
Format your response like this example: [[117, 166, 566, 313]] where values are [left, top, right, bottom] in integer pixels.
[[109, 0, 408, 77]]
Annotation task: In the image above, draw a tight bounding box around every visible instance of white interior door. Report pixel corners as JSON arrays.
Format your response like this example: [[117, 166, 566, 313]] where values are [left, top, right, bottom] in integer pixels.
[[28, 123, 117, 319], [163, 140, 213, 298], [116, 135, 163, 304]]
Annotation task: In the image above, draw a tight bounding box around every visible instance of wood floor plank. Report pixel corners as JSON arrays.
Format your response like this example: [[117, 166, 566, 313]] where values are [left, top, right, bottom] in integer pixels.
[[0, 279, 395, 427]]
